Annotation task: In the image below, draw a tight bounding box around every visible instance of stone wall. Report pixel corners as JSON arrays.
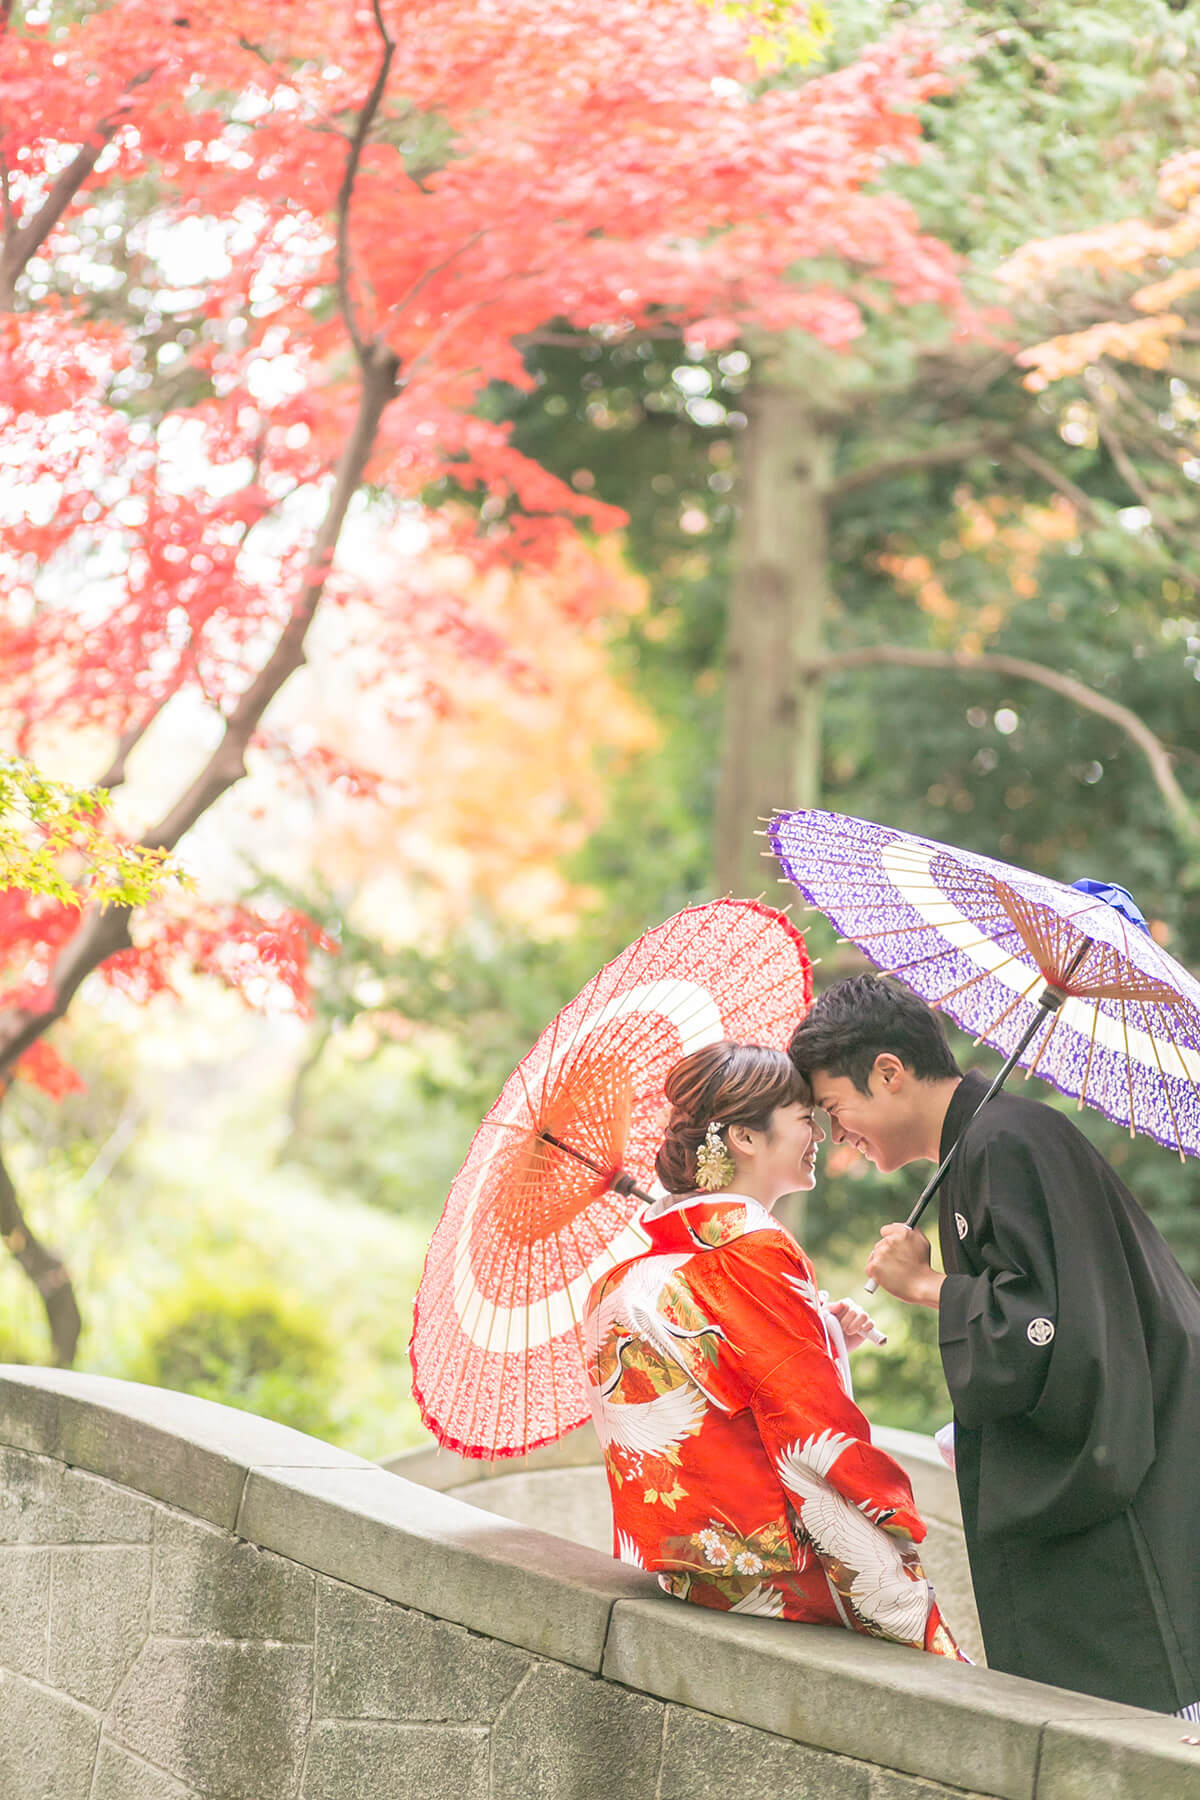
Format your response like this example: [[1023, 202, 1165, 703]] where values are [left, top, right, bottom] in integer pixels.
[[2, 1367, 1198, 1800]]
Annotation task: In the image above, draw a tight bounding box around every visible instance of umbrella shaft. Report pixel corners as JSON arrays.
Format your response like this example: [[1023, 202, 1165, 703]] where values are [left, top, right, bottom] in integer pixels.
[[538, 1131, 655, 1207], [901, 939, 1092, 1235]]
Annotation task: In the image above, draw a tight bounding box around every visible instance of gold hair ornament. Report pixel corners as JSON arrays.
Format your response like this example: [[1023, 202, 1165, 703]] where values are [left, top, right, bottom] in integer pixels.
[[695, 1119, 735, 1192]]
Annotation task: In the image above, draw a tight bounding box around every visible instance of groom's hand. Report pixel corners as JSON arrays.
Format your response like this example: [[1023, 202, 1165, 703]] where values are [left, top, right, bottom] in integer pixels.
[[866, 1224, 945, 1309]]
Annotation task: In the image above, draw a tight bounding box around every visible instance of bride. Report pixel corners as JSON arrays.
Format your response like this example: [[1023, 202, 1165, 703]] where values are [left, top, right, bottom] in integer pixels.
[[583, 1038, 964, 1658]]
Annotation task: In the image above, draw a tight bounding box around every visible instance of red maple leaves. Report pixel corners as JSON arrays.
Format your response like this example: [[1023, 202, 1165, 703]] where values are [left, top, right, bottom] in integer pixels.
[[0, 0, 964, 1089]]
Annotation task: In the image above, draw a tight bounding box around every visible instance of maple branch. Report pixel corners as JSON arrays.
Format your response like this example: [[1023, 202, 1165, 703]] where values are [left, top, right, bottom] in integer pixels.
[[95, 698, 175, 792], [1094, 406, 1188, 548], [1007, 443, 1101, 523], [0, 1115, 82, 1367], [0, 346, 401, 1080], [0, 67, 157, 308], [0, 150, 15, 244], [803, 646, 1200, 849], [1007, 442, 1200, 600], [829, 437, 1010, 501], [336, 0, 396, 364], [391, 231, 487, 328]]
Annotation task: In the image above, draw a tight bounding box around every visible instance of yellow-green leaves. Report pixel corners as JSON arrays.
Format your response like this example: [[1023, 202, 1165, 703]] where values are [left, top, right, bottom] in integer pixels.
[[704, 0, 832, 72], [0, 758, 182, 909]]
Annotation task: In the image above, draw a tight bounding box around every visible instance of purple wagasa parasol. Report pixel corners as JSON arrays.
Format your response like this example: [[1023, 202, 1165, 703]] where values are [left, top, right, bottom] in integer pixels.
[[769, 811, 1200, 1272]]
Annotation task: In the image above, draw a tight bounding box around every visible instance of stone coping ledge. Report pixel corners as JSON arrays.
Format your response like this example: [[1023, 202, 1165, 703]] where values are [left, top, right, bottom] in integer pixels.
[[3, 1367, 1197, 1800], [384, 1420, 963, 1525]]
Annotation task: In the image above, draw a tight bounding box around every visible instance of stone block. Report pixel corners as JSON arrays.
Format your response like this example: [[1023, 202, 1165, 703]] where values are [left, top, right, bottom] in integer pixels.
[[300, 1720, 489, 1800], [48, 1545, 152, 1708], [873, 1428, 962, 1529], [445, 1465, 615, 1556], [918, 1516, 984, 1667], [869, 1774, 996, 1799], [0, 1368, 371, 1530], [0, 1445, 155, 1545], [91, 1739, 204, 1800], [1036, 1711, 1200, 1800], [314, 1577, 528, 1721], [238, 1464, 658, 1672], [0, 1668, 101, 1800], [0, 1547, 49, 1679], [153, 1512, 314, 1641], [490, 1661, 663, 1800], [603, 1596, 1072, 1799], [107, 1639, 312, 1800], [383, 1428, 603, 1490], [660, 1704, 868, 1800]]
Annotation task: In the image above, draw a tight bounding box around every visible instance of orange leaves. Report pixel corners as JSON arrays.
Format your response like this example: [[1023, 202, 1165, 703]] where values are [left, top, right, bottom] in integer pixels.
[[1131, 268, 1200, 314], [298, 535, 656, 934], [878, 494, 1078, 652], [1002, 143, 1200, 391], [875, 552, 956, 624], [1158, 148, 1200, 211], [1017, 315, 1188, 392]]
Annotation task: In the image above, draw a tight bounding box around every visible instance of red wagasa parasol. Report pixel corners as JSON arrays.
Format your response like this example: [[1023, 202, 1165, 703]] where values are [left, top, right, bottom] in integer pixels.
[[409, 898, 813, 1459]]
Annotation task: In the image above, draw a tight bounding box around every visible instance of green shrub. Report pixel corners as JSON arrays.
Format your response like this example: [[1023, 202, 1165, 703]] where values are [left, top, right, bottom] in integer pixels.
[[131, 1273, 340, 1442]]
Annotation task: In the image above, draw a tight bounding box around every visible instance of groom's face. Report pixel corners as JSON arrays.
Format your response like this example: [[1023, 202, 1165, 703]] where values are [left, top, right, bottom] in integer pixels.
[[810, 1058, 921, 1174]]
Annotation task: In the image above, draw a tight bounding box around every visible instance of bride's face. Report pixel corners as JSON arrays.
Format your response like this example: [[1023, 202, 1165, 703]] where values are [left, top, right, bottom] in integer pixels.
[[742, 1099, 825, 1198]]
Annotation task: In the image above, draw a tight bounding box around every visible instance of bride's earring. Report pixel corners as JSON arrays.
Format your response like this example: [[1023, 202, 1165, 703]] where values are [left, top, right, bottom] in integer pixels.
[[695, 1119, 734, 1192]]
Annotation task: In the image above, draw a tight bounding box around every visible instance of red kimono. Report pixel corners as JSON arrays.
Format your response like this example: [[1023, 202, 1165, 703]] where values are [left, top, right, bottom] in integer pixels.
[[584, 1193, 963, 1657]]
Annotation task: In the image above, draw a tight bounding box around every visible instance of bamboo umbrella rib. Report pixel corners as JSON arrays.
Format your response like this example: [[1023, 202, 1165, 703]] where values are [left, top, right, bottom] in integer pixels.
[[561, 956, 766, 1110], [1139, 995, 1187, 1162], [462, 1216, 526, 1458], [836, 909, 1020, 945], [1154, 1003, 1200, 1120], [1022, 999, 1065, 1082], [1118, 992, 1138, 1139], [932, 946, 1031, 1010], [966, 970, 1048, 1045], [536, 953, 613, 1122], [862, 927, 1024, 982], [1077, 999, 1101, 1119], [513, 1203, 536, 1461]]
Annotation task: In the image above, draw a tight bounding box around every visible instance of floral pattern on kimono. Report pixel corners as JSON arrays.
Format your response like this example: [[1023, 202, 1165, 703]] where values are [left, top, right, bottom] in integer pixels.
[[584, 1194, 964, 1660]]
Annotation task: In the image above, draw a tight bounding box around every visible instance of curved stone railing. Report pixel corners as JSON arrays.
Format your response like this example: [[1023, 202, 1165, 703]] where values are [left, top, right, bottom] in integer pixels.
[[384, 1420, 987, 1663], [1, 1366, 1197, 1800]]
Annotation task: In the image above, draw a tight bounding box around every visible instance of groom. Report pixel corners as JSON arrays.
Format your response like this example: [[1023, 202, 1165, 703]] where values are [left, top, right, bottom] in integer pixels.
[[789, 974, 1200, 1717]]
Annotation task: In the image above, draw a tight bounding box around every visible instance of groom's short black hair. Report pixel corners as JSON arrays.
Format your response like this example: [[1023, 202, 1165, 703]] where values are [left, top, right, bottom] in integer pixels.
[[788, 975, 961, 1094]]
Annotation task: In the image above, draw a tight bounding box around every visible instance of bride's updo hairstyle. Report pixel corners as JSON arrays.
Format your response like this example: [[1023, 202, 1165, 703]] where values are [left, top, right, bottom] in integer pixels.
[[654, 1040, 812, 1195]]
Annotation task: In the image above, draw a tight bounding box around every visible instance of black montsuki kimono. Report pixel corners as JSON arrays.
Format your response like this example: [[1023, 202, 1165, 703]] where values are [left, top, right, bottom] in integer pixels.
[[936, 1070, 1200, 1712]]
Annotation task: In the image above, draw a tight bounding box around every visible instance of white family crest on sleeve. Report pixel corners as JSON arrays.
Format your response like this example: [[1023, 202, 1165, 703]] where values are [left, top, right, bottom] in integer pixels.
[[775, 1430, 929, 1646], [1027, 1316, 1055, 1346], [955, 1212, 969, 1240]]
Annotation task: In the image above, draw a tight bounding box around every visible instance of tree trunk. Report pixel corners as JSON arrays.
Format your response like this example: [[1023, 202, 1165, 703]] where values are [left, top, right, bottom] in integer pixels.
[[715, 380, 833, 897], [0, 1115, 81, 1366]]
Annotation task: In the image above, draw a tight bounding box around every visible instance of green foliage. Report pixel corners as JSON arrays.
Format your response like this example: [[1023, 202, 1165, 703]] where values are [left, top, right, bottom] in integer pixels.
[[0, 757, 181, 909], [702, 0, 832, 70], [846, 1303, 950, 1435], [131, 1272, 340, 1440]]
